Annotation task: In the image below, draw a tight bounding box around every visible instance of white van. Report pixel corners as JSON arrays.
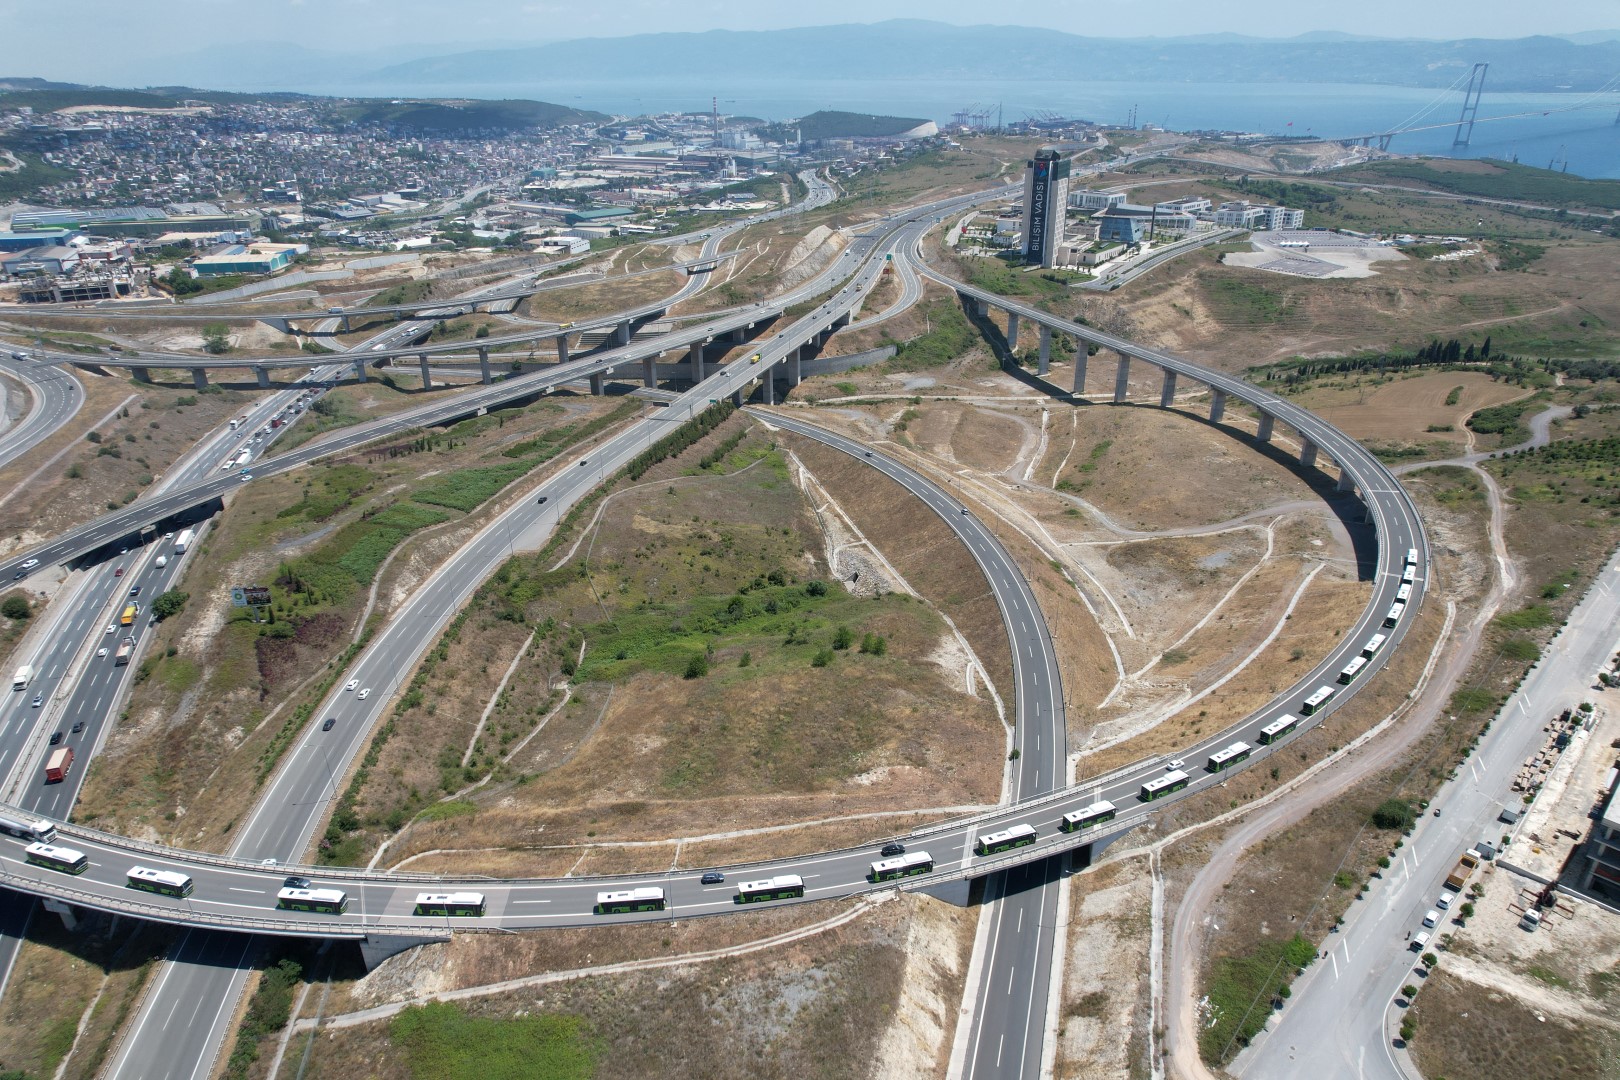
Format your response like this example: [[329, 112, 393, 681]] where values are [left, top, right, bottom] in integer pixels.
[[1422, 909, 1440, 928]]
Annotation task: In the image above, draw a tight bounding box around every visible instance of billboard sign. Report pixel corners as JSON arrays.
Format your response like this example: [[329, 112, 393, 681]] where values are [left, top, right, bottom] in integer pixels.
[[1026, 158, 1051, 267]]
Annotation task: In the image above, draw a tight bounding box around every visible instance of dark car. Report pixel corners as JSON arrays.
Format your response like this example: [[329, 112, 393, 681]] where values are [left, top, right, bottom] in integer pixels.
[[70, 721, 85, 734], [283, 875, 311, 890], [536, 495, 548, 505], [700, 871, 725, 885], [322, 717, 336, 731], [881, 842, 906, 858], [128, 585, 141, 597], [49, 731, 63, 746]]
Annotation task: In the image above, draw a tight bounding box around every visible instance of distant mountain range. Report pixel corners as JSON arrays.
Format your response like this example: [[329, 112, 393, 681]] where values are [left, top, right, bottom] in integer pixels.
[[355, 21, 1620, 94]]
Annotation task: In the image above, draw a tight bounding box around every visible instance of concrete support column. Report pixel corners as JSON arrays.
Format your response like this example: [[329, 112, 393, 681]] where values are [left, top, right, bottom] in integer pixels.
[[762, 373, 776, 405], [1073, 349, 1088, 396], [556, 335, 570, 364], [589, 371, 605, 396], [1159, 368, 1178, 408], [253, 365, 270, 390], [1336, 469, 1355, 493], [643, 356, 657, 388], [788, 348, 802, 387], [731, 387, 745, 407], [1112, 353, 1131, 403], [191, 368, 208, 391], [41, 898, 77, 931], [1038, 326, 1051, 376], [477, 346, 492, 386], [689, 340, 706, 383], [353, 358, 368, 383], [1209, 388, 1227, 423], [339, 315, 350, 333], [418, 353, 432, 390], [1256, 412, 1276, 443], [1008, 313, 1021, 352], [1299, 439, 1319, 469], [615, 320, 632, 346], [131, 366, 151, 383]]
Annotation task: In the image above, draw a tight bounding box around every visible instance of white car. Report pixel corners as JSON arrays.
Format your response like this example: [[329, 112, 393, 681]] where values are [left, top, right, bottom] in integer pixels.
[[358, 688, 371, 700], [1436, 893, 1452, 910], [345, 679, 359, 692], [97, 647, 108, 658], [20, 558, 38, 570], [105, 623, 115, 635], [1167, 759, 1185, 771]]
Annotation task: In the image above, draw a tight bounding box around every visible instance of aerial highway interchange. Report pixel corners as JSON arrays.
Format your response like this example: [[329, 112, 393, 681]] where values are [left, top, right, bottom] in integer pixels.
[[0, 160, 1432, 1079]]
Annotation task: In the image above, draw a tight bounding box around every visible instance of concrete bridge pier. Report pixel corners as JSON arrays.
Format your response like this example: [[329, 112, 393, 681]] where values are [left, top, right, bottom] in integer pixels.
[[353, 358, 368, 383], [1112, 353, 1131, 403], [643, 355, 659, 389], [477, 346, 492, 386], [1008, 313, 1022, 352], [761, 372, 776, 405], [262, 317, 291, 335], [339, 315, 351, 334], [131, 366, 151, 383], [1336, 469, 1355, 493], [1256, 413, 1276, 443], [1209, 389, 1227, 423], [191, 369, 209, 391], [731, 386, 745, 407], [1072, 348, 1088, 396], [689, 340, 706, 383], [615, 320, 632, 346], [556, 335, 570, 364], [1037, 326, 1051, 376], [41, 898, 78, 931], [418, 354, 432, 390], [1299, 439, 1319, 469], [788, 347, 802, 387], [589, 371, 605, 396], [253, 365, 270, 390], [1159, 368, 1178, 408]]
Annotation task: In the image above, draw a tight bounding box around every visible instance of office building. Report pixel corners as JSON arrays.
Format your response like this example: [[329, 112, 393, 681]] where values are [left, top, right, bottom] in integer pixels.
[[1020, 149, 1070, 267], [1069, 189, 1125, 211]]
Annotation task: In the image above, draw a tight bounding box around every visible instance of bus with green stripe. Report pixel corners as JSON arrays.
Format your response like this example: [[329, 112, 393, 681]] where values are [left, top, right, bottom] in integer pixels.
[[277, 887, 348, 914], [595, 887, 665, 915], [735, 875, 805, 904], [24, 842, 87, 875], [1301, 685, 1336, 715], [414, 892, 486, 917], [1060, 801, 1117, 833], [126, 866, 193, 898], [1257, 714, 1299, 745], [1140, 770, 1190, 801], [869, 851, 934, 883], [974, 823, 1037, 856], [1205, 741, 1252, 773]]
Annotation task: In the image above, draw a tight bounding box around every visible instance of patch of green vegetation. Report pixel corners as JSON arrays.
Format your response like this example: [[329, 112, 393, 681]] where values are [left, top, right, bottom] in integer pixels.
[[1370, 798, 1415, 830], [1494, 435, 1620, 511], [366, 280, 434, 308], [390, 1001, 598, 1080], [1467, 398, 1542, 442], [1491, 240, 1545, 271], [964, 255, 1078, 305], [1202, 276, 1297, 327], [279, 503, 451, 606], [1339, 158, 1620, 212], [1492, 604, 1557, 632], [755, 110, 926, 141], [1448, 687, 1501, 716], [1497, 637, 1541, 662], [1524, 964, 1571, 990], [416, 799, 478, 823], [224, 956, 303, 1079], [882, 298, 981, 370], [1201, 934, 1317, 1064], [338, 98, 605, 133], [0, 145, 72, 201], [414, 461, 542, 512]]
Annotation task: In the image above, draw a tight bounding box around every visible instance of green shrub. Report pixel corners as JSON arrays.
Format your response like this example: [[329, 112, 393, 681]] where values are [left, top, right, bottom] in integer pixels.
[[0, 595, 30, 620], [1370, 798, 1415, 831]]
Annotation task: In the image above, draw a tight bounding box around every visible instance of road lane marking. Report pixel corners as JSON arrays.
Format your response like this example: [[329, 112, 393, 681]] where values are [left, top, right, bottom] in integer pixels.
[[227, 887, 264, 895]]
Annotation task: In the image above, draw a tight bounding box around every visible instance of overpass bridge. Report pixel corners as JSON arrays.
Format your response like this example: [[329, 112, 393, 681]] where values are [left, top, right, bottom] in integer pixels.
[[0, 186, 1429, 960]]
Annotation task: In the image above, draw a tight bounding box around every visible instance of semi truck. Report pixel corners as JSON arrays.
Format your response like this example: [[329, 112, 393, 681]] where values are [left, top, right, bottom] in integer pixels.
[[44, 747, 73, 783], [1444, 848, 1482, 892], [173, 528, 194, 553], [12, 664, 33, 690], [115, 637, 134, 666]]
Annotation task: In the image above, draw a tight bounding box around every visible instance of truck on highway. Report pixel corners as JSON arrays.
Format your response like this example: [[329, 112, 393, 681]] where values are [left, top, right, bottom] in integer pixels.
[[12, 664, 33, 690], [115, 637, 134, 666], [44, 747, 73, 783], [233, 449, 250, 468], [173, 528, 194, 553], [1444, 848, 1482, 891], [120, 603, 139, 627]]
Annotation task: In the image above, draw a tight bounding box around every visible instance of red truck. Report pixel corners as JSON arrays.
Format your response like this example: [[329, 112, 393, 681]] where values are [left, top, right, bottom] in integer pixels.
[[44, 747, 73, 783]]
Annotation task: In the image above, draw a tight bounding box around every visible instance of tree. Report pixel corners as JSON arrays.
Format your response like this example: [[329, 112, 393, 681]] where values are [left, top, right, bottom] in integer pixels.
[[0, 595, 30, 620], [1458, 902, 1475, 919], [201, 324, 231, 354], [811, 648, 834, 668], [683, 654, 708, 679], [151, 589, 189, 621], [804, 580, 828, 598], [1421, 953, 1438, 970], [1371, 798, 1415, 831], [832, 625, 855, 650], [1401, 984, 1419, 1000], [860, 633, 887, 656]]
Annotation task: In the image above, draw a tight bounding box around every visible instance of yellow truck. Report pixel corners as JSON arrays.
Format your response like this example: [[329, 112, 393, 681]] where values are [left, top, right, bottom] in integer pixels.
[[120, 602, 140, 627]]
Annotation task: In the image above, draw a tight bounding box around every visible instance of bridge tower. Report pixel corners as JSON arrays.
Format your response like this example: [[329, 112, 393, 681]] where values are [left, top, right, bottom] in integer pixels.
[[1452, 63, 1488, 148]]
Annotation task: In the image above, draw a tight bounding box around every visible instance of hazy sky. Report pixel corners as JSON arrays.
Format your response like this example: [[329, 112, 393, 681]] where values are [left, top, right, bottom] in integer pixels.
[[3, 0, 1615, 56]]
